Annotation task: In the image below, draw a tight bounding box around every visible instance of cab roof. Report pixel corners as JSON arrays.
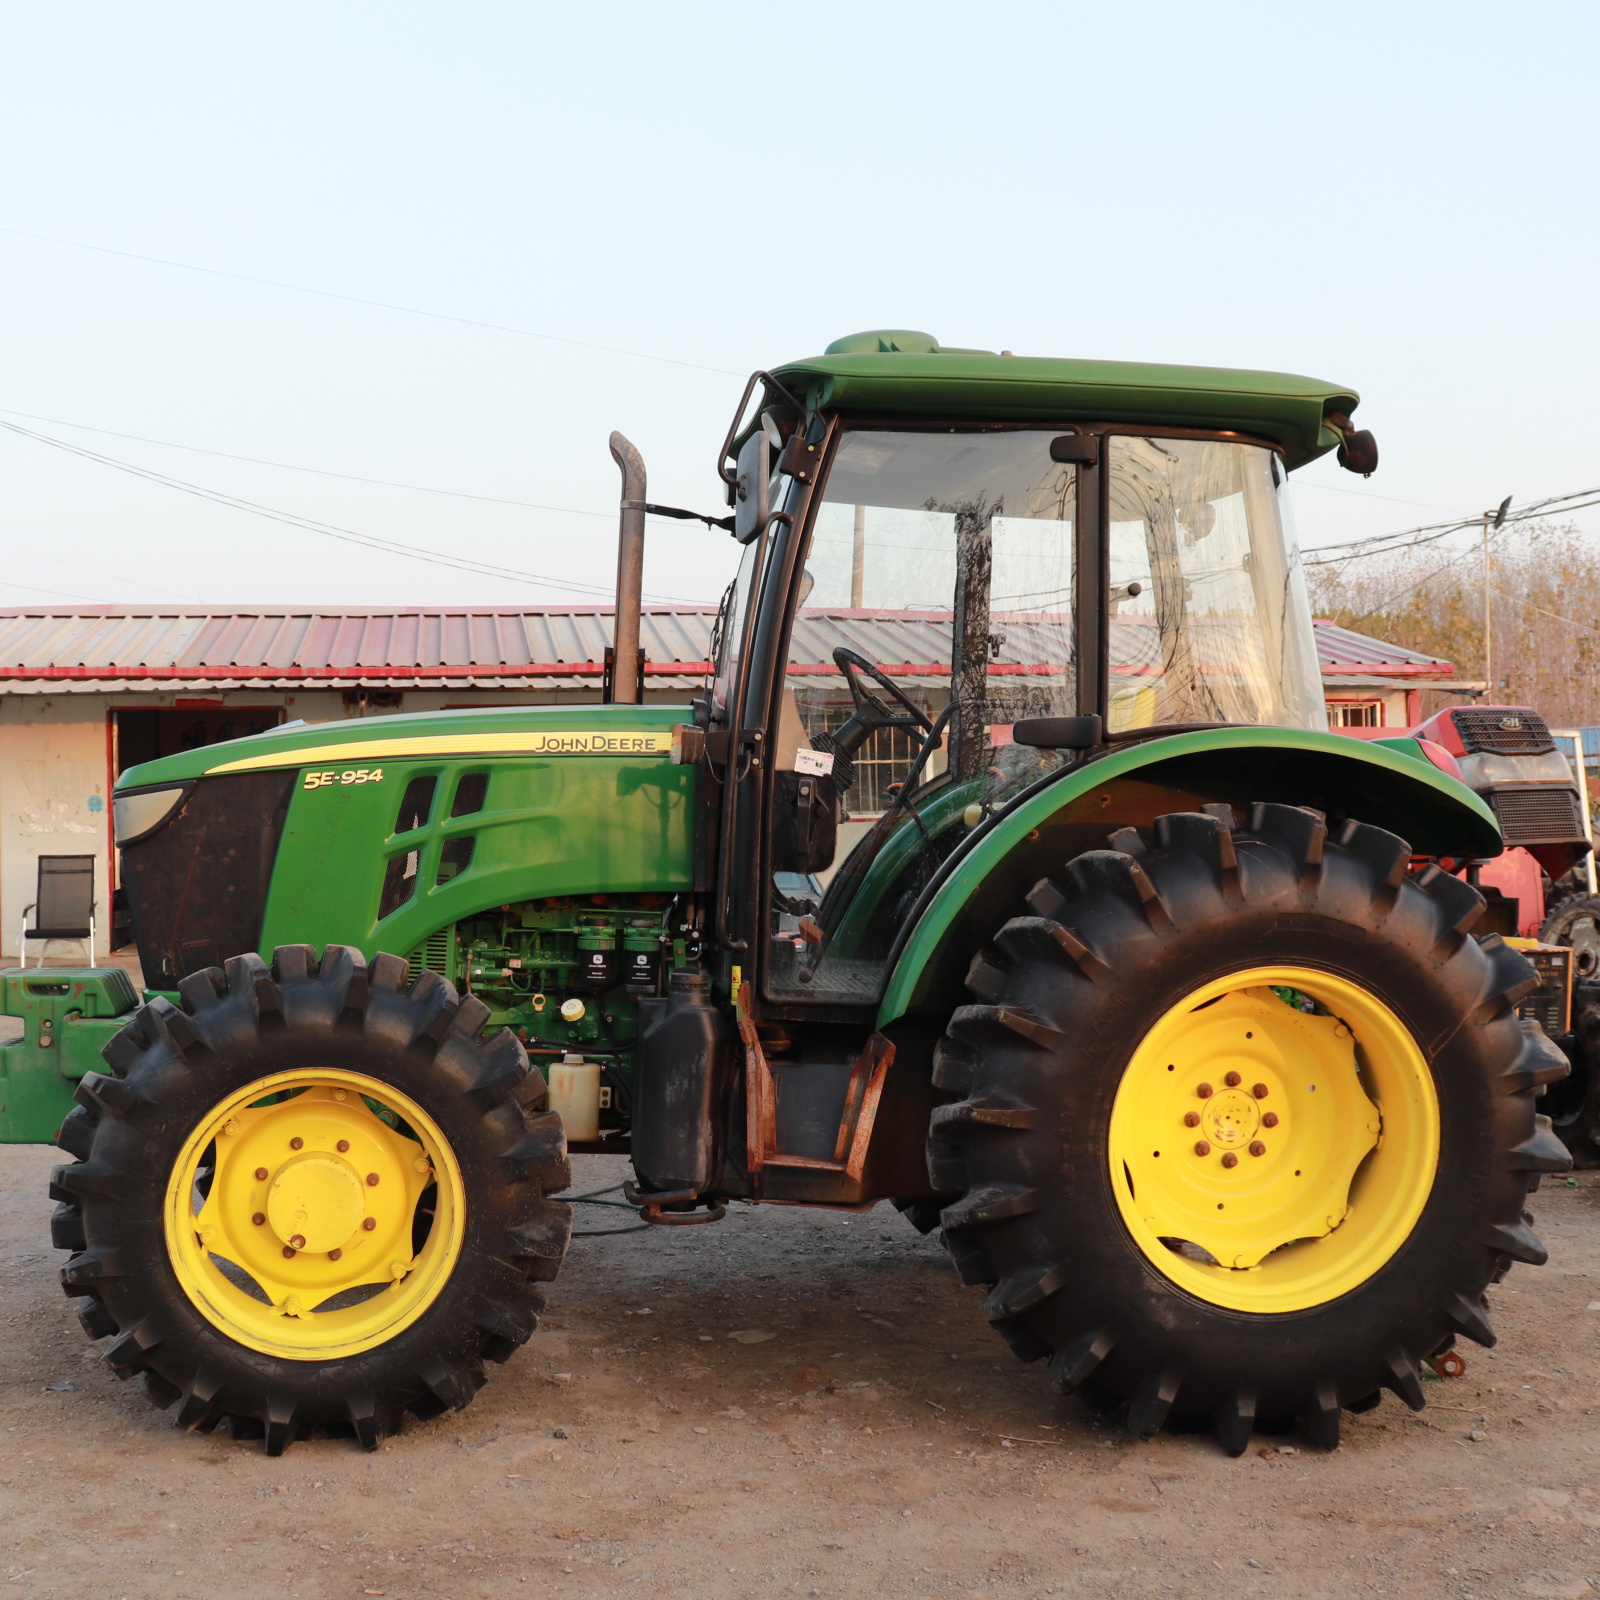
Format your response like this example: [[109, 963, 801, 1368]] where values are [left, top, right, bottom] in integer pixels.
[[771, 330, 1359, 471]]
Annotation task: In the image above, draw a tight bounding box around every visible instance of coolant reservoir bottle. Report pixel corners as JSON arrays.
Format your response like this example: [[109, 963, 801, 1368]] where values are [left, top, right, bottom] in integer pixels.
[[548, 1053, 601, 1141]]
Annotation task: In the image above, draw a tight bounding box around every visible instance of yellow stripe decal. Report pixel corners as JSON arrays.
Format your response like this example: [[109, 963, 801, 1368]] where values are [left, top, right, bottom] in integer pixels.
[[205, 729, 674, 774]]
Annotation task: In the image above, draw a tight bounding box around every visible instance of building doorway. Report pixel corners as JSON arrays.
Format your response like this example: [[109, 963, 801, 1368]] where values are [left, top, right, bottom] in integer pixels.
[[111, 706, 285, 778]]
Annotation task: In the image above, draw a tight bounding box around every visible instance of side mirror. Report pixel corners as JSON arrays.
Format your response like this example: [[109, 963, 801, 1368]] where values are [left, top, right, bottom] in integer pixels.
[[733, 430, 771, 543], [1337, 429, 1379, 476], [1012, 714, 1103, 750]]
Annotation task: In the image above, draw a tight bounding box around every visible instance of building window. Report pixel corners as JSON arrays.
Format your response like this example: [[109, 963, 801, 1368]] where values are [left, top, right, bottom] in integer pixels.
[[1327, 700, 1384, 728]]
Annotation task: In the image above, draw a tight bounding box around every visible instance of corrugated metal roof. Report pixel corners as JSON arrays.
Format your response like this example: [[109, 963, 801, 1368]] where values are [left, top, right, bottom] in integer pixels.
[[1311, 619, 1454, 677], [0, 605, 1454, 692], [0, 605, 719, 692]]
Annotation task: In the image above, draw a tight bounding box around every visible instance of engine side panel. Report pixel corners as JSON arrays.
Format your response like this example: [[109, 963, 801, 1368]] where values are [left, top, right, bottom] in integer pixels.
[[258, 752, 695, 962]]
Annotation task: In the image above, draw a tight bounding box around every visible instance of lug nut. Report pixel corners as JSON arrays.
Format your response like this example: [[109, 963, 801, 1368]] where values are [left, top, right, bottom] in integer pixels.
[[329, 1248, 343, 1261], [362, 1217, 377, 1231], [337, 1140, 350, 1153], [1249, 1141, 1266, 1157], [290, 1137, 304, 1151], [1262, 1111, 1279, 1128], [1183, 1111, 1201, 1128], [223, 1120, 239, 1136], [1224, 1071, 1241, 1088], [252, 1212, 266, 1226], [366, 1173, 380, 1187], [1196, 1083, 1214, 1099], [1252, 1083, 1269, 1099], [289, 1234, 306, 1249], [1194, 1140, 1212, 1156], [1221, 1152, 1239, 1168], [282, 1245, 296, 1259], [254, 1166, 269, 1181], [333, 1088, 348, 1101]]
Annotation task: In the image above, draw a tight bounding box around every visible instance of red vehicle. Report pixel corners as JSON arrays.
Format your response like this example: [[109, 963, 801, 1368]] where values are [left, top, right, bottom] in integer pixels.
[[1341, 704, 1600, 1161]]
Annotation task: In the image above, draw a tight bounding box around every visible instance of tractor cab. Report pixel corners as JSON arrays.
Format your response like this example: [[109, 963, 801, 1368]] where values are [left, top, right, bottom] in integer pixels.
[[705, 334, 1342, 1021]]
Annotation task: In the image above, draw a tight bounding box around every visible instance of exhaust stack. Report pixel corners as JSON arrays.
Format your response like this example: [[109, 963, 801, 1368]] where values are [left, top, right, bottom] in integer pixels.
[[607, 432, 646, 705]]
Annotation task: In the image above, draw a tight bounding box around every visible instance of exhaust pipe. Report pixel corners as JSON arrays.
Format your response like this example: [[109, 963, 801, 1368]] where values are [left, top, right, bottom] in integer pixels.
[[607, 432, 646, 705]]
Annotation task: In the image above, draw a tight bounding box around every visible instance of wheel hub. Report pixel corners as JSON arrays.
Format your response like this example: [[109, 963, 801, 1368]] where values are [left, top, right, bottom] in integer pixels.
[[266, 1153, 365, 1253], [1199, 1088, 1260, 1150], [1109, 965, 1440, 1313], [163, 1072, 463, 1361]]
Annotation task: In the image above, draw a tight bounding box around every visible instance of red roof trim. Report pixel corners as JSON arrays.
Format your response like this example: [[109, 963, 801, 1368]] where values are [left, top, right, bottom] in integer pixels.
[[0, 662, 716, 682]]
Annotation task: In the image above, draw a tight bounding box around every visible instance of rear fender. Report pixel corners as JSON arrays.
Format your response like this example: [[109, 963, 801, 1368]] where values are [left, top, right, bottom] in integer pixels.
[[876, 726, 1501, 1025]]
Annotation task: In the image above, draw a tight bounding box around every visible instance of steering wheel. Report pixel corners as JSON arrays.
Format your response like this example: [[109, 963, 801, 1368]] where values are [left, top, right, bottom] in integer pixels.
[[824, 647, 934, 762]]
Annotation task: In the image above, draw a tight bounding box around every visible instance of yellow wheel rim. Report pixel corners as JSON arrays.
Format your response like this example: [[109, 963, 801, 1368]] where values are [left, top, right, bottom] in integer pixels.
[[1108, 966, 1439, 1314], [163, 1069, 465, 1360]]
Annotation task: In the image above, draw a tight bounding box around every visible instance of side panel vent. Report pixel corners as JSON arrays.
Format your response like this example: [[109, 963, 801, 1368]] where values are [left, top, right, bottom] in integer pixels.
[[406, 926, 456, 984], [379, 849, 421, 919], [451, 772, 489, 817]]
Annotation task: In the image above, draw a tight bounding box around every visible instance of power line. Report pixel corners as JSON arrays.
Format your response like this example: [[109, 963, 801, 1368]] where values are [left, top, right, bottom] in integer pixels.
[[1303, 486, 1600, 568], [0, 419, 705, 604], [0, 225, 745, 377], [0, 576, 123, 604], [0, 406, 615, 519], [1298, 482, 1454, 511], [1308, 496, 1600, 626]]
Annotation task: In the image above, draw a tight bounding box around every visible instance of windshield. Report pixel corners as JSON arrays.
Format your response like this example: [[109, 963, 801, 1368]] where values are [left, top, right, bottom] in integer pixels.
[[767, 427, 1077, 1004], [1106, 435, 1325, 733], [760, 425, 1326, 1010], [794, 427, 1078, 790]]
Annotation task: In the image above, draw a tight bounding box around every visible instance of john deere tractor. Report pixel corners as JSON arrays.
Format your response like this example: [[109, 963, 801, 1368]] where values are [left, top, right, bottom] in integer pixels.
[[39, 332, 1571, 1456]]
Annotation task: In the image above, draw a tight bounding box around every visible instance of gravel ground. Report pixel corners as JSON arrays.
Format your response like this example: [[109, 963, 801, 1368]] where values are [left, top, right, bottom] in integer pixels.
[[4, 1147, 1600, 1600]]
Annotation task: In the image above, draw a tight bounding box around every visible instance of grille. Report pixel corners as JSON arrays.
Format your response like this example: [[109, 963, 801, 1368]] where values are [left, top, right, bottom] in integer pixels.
[[119, 770, 296, 987], [1516, 945, 1572, 1037], [406, 927, 455, 983], [1487, 784, 1586, 844], [1453, 708, 1555, 755]]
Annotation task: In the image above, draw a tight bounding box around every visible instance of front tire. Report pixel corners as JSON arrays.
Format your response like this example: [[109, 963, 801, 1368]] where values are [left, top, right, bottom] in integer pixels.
[[49, 944, 572, 1454], [929, 805, 1570, 1454]]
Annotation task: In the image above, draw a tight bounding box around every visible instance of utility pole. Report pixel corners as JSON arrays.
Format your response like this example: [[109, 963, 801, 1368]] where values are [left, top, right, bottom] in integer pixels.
[[1483, 495, 1512, 692], [851, 505, 866, 608]]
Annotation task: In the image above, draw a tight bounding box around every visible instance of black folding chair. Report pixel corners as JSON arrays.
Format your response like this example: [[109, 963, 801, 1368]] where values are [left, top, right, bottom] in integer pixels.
[[20, 855, 96, 968]]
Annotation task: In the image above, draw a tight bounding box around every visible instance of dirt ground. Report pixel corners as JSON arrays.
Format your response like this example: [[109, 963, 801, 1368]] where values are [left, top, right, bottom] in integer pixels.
[[5, 1149, 1600, 1600]]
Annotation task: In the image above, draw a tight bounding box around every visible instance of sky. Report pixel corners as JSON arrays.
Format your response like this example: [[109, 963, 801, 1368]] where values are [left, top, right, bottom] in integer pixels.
[[1, 1, 1595, 614]]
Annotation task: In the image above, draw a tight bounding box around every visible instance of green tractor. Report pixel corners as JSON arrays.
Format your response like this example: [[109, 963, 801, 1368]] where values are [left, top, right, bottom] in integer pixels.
[[41, 331, 1571, 1456]]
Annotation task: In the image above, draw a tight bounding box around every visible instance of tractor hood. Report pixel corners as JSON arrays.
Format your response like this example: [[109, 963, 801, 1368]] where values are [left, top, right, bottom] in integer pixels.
[[113, 702, 698, 990], [115, 702, 691, 791]]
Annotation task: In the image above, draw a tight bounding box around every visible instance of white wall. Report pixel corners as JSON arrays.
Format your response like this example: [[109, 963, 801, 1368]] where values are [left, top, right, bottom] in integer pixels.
[[0, 697, 111, 961]]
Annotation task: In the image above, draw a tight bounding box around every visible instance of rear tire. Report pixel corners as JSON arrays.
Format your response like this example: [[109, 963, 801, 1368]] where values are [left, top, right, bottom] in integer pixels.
[[1546, 988, 1600, 1168], [49, 944, 572, 1454], [929, 805, 1570, 1454]]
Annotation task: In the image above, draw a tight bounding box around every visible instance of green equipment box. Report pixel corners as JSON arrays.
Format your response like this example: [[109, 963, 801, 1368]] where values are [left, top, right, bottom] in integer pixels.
[[0, 968, 138, 1143]]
